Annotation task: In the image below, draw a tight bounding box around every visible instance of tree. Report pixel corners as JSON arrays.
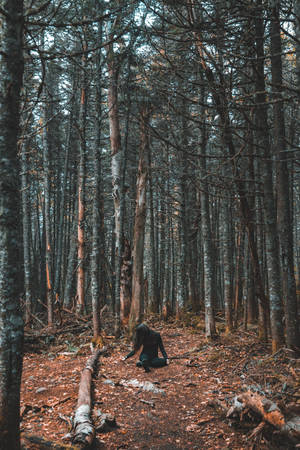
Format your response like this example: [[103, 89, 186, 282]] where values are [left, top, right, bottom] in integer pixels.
[[0, 1, 24, 448], [129, 105, 151, 332], [270, 0, 300, 349]]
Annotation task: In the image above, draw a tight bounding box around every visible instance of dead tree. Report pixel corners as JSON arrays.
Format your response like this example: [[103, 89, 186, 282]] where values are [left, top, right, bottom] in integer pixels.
[[72, 349, 101, 447]]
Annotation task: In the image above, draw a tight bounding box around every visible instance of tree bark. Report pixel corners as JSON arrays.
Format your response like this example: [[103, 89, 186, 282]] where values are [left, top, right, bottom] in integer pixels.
[[228, 391, 300, 443], [254, 1, 285, 352], [76, 43, 88, 315], [43, 62, 54, 326], [107, 37, 122, 330], [72, 349, 101, 447], [270, 2, 299, 349], [120, 238, 132, 325], [0, 1, 24, 448], [222, 194, 233, 332], [91, 16, 104, 338], [148, 148, 159, 313], [200, 154, 217, 339], [20, 132, 32, 325], [129, 106, 150, 332]]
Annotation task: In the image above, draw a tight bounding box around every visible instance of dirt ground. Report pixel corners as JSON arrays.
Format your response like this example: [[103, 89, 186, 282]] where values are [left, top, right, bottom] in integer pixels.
[[20, 319, 300, 449]]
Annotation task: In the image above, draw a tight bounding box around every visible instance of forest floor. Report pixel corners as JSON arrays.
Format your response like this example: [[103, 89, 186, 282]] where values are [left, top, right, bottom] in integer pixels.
[[21, 315, 300, 450]]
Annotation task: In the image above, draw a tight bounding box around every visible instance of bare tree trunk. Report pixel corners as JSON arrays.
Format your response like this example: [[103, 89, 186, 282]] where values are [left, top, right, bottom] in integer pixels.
[[107, 40, 122, 330], [129, 106, 150, 332], [234, 228, 245, 328], [148, 148, 159, 313], [72, 349, 101, 447], [177, 106, 189, 309], [20, 132, 32, 324], [43, 63, 54, 326], [254, 1, 285, 352], [159, 193, 166, 311], [197, 75, 216, 338], [64, 220, 77, 309], [0, 1, 24, 447], [120, 238, 132, 325], [200, 157, 217, 339], [91, 18, 104, 338], [76, 44, 88, 315], [271, 2, 299, 349], [295, 0, 300, 91], [222, 194, 233, 332]]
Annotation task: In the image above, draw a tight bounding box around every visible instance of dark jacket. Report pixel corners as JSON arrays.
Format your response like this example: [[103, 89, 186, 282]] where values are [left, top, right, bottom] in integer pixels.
[[125, 324, 167, 360]]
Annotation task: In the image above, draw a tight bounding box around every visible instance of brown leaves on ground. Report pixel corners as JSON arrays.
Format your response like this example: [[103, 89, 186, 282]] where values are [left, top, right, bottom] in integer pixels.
[[21, 319, 300, 449]]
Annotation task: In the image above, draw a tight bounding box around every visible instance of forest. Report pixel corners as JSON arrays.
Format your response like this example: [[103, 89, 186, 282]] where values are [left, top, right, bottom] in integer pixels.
[[0, 0, 300, 449]]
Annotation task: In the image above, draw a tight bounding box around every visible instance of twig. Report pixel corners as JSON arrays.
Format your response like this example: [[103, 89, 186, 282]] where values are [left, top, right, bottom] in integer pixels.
[[139, 399, 155, 408]]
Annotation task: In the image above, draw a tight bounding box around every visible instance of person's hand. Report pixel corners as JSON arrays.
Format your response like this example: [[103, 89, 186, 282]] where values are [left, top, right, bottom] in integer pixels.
[[166, 358, 169, 365]]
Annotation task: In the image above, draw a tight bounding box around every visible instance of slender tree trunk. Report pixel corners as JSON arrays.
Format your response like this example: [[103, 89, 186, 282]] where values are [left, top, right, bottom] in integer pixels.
[[222, 194, 233, 332], [117, 56, 133, 329], [129, 106, 150, 332], [295, 0, 300, 91], [148, 149, 159, 313], [107, 41, 122, 329], [200, 185, 217, 338], [270, 2, 299, 348], [178, 106, 189, 309], [64, 224, 77, 308], [21, 135, 32, 324], [199, 138, 217, 338], [91, 19, 104, 338], [254, 2, 285, 351], [234, 228, 245, 328], [76, 47, 88, 315], [43, 65, 54, 326], [159, 194, 166, 311], [120, 238, 132, 325], [0, 1, 24, 447]]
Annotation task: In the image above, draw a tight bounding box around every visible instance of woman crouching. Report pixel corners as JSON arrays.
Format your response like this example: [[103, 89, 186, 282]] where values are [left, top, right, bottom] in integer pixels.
[[123, 323, 169, 372]]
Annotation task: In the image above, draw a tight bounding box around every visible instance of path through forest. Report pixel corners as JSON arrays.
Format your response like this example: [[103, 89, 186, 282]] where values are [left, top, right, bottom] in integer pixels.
[[21, 320, 298, 449]]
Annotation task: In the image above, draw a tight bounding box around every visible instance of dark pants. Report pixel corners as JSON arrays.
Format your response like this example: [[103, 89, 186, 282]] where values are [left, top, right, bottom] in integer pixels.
[[139, 353, 167, 369]]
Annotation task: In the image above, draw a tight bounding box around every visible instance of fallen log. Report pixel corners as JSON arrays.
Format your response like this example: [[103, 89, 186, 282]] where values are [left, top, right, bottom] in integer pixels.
[[72, 349, 101, 448], [21, 434, 79, 450], [227, 391, 300, 443]]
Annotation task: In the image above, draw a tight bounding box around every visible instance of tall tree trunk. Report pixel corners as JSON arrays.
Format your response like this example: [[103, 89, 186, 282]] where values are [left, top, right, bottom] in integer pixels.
[[254, 2, 285, 351], [159, 194, 166, 310], [200, 157, 217, 339], [120, 238, 132, 325], [295, 0, 300, 91], [20, 131, 32, 324], [234, 228, 245, 328], [91, 18, 104, 338], [148, 148, 159, 313], [76, 45, 88, 315], [107, 41, 122, 329], [129, 106, 150, 333], [270, 2, 299, 348], [43, 63, 54, 326], [0, 1, 24, 447], [222, 193, 233, 332]]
